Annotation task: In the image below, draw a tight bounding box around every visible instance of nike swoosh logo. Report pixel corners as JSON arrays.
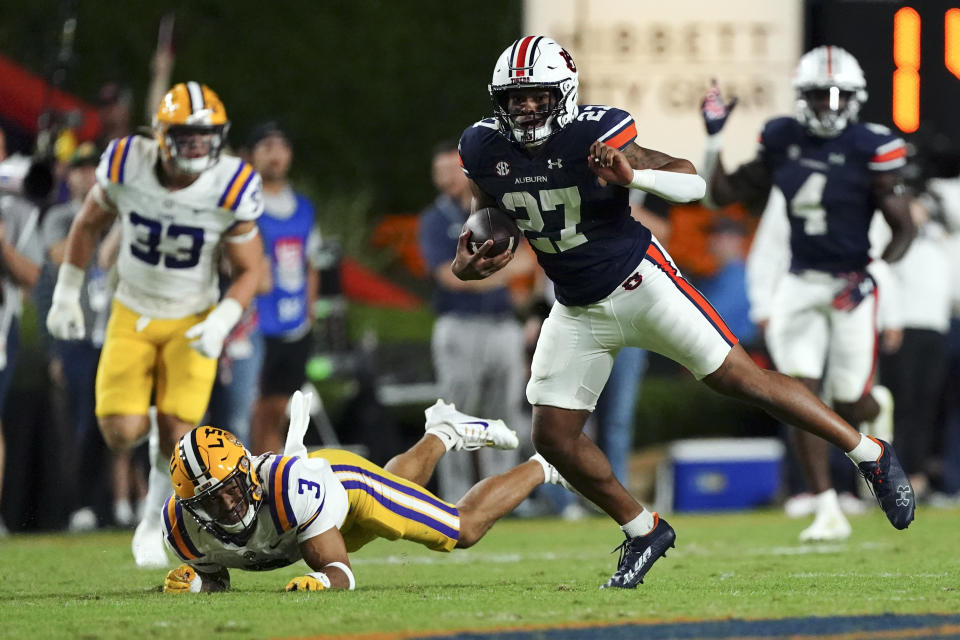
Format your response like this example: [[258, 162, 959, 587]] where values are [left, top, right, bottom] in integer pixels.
[[460, 421, 489, 428]]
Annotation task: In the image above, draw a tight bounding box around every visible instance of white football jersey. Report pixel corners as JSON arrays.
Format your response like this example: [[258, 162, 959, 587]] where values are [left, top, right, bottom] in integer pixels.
[[162, 454, 348, 572], [96, 135, 263, 318]]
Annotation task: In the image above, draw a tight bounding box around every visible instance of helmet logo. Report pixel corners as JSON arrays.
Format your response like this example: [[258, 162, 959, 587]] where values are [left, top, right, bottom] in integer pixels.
[[559, 49, 577, 72], [495, 161, 511, 177]]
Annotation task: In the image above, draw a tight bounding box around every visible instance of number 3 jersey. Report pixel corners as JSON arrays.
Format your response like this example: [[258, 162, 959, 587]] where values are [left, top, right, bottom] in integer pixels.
[[757, 117, 906, 273], [459, 106, 652, 306], [96, 135, 264, 318], [162, 454, 349, 572]]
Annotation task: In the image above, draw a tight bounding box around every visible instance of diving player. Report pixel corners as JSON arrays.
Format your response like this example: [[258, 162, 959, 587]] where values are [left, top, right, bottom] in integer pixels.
[[701, 46, 916, 541], [454, 36, 914, 590], [160, 393, 563, 592], [46, 82, 264, 567]]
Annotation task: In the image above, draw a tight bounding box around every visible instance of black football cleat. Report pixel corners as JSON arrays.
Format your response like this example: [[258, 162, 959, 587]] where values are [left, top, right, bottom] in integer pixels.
[[858, 437, 915, 530], [601, 514, 676, 589]]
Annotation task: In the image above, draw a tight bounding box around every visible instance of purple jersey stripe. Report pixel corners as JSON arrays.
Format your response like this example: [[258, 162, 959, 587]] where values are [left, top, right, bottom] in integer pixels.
[[280, 456, 298, 528], [230, 167, 255, 211], [118, 136, 133, 184], [267, 456, 284, 534], [340, 480, 459, 539], [172, 501, 203, 558], [331, 464, 458, 516], [218, 162, 246, 208], [297, 495, 325, 533]]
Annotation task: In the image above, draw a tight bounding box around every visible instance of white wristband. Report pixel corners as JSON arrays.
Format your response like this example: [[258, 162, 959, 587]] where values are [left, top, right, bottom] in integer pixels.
[[324, 561, 355, 590], [305, 572, 332, 589], [52, 263, 85, 302]]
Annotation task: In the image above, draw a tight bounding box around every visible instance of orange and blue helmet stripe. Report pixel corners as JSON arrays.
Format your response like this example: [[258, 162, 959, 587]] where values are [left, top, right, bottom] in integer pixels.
[[267, 456, 299, 534], [106, 136, 134, 184], [509, 36, 543, 79], [163, 496, 204, 561], [217, 162, 255, 211]]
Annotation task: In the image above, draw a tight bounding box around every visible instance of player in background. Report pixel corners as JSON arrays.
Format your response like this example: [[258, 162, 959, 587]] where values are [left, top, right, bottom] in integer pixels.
[[454, 36, 915, 589], [46, 82, 264, 566], [700, 46, 916, 541], [161, 392, 568, 592]]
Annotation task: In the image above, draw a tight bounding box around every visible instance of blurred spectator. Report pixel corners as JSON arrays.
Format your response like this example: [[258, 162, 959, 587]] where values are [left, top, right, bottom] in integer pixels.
[[700, 216, 757, 345], [95, 83, 133, 147], [246, 121, 320, 455], [37, 143, 145, 530], [418, 139, 533, 502], [0, 126, 43, 535], [206, 263, 265, 447], [878, 195, 952, 500]]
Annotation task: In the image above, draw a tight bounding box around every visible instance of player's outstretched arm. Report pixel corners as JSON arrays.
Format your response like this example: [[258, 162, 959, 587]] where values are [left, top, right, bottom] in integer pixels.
[[450, 180, 513, 281], [873, 172, 916, 264], [47, 186, 118, 340], [287, 527, 355, 591], [588, 141, 705, 203], [163, 564, 230, 593]]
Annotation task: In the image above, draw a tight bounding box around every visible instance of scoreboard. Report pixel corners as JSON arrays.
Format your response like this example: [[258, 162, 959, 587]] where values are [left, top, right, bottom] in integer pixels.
[[808, 0, 960, 149]]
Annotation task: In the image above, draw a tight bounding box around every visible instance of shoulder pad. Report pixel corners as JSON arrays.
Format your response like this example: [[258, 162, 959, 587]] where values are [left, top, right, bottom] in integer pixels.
[[759, 117, 801, 150], [97, 135, 151, 186], [162, 496, 204, 561], [854, 123, 906, 170], [263, 455, 301, 534], [459, 120, 500, 176]]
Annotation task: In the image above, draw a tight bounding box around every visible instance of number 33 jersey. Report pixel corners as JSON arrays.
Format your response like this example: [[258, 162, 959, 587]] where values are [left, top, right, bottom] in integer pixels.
[[96, 135, 264, 318], [459, 106, 652, 307]]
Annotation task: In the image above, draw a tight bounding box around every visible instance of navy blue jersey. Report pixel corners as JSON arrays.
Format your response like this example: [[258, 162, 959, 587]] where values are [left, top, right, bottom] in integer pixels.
[[760, 116, 906, 273], [459, 105, 652, 306]]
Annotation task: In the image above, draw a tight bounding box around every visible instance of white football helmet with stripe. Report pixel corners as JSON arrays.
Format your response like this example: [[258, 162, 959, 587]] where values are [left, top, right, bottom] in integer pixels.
[[489, 36, 579, 146], [793, 45, 868, 138], [170, 427, 263, 544]]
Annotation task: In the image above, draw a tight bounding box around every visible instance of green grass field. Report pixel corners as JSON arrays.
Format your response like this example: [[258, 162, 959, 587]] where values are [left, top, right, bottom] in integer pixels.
[[2, 508, 958, 639]]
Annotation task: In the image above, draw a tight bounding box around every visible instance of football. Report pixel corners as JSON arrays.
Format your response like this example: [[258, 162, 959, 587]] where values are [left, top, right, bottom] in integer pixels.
[[462, 207, 522, 256]]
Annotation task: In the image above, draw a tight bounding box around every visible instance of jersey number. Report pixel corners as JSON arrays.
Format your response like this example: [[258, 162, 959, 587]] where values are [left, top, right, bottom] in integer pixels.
[[790, 173, 828, 236], [501, 187, 586, 254], [297, 479, 322, 498], [129, 212, 205, 269]]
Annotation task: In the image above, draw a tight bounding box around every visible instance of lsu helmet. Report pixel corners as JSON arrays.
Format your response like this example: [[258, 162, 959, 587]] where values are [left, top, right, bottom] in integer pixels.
[[489, 36, 579, 146], [792, 46, 868, 138], [170, 426, 263, 544], [153, 81, 230, 174]]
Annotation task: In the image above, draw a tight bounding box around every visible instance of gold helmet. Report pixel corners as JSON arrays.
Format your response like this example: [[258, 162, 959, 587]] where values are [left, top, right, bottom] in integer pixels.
[[153, 81, 229, 174], [170, 426, 262, 544]]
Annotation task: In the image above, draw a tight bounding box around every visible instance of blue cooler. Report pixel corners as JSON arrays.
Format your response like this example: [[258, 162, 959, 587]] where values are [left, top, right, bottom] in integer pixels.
[[656, 438, 785, 512]]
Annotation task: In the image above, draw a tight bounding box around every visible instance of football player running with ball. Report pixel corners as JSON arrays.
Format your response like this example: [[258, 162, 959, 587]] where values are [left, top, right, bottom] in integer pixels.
[[700, 46, 916, 542], [46, 82, 264, 567], [454, 37, 915, 590], [161, 392, 569, 592]]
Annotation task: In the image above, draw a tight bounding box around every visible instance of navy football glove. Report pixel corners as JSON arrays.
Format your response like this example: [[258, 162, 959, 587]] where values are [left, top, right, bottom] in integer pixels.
[[832, 271, 876, 311], [701, 80, 738, 135]]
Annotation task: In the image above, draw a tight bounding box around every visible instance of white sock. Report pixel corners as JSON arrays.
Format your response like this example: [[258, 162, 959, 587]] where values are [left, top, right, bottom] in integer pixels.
[[846, 434, 883, 465], [814, 488, 842, 515], [621, 509, 656, 538], [530, 453, 551, 483], [425, 425, 457, 452], [140, 413, 168, 526]]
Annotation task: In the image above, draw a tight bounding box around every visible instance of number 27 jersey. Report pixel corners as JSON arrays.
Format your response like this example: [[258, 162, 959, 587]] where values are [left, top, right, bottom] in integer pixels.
[[96, 135, 263, 318], [459, 106, 652, 306]]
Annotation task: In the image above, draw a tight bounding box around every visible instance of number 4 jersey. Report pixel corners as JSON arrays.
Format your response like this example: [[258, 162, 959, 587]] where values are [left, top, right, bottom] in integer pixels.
[[459, 106, 652, 306], [96, 135, 264, 318]]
